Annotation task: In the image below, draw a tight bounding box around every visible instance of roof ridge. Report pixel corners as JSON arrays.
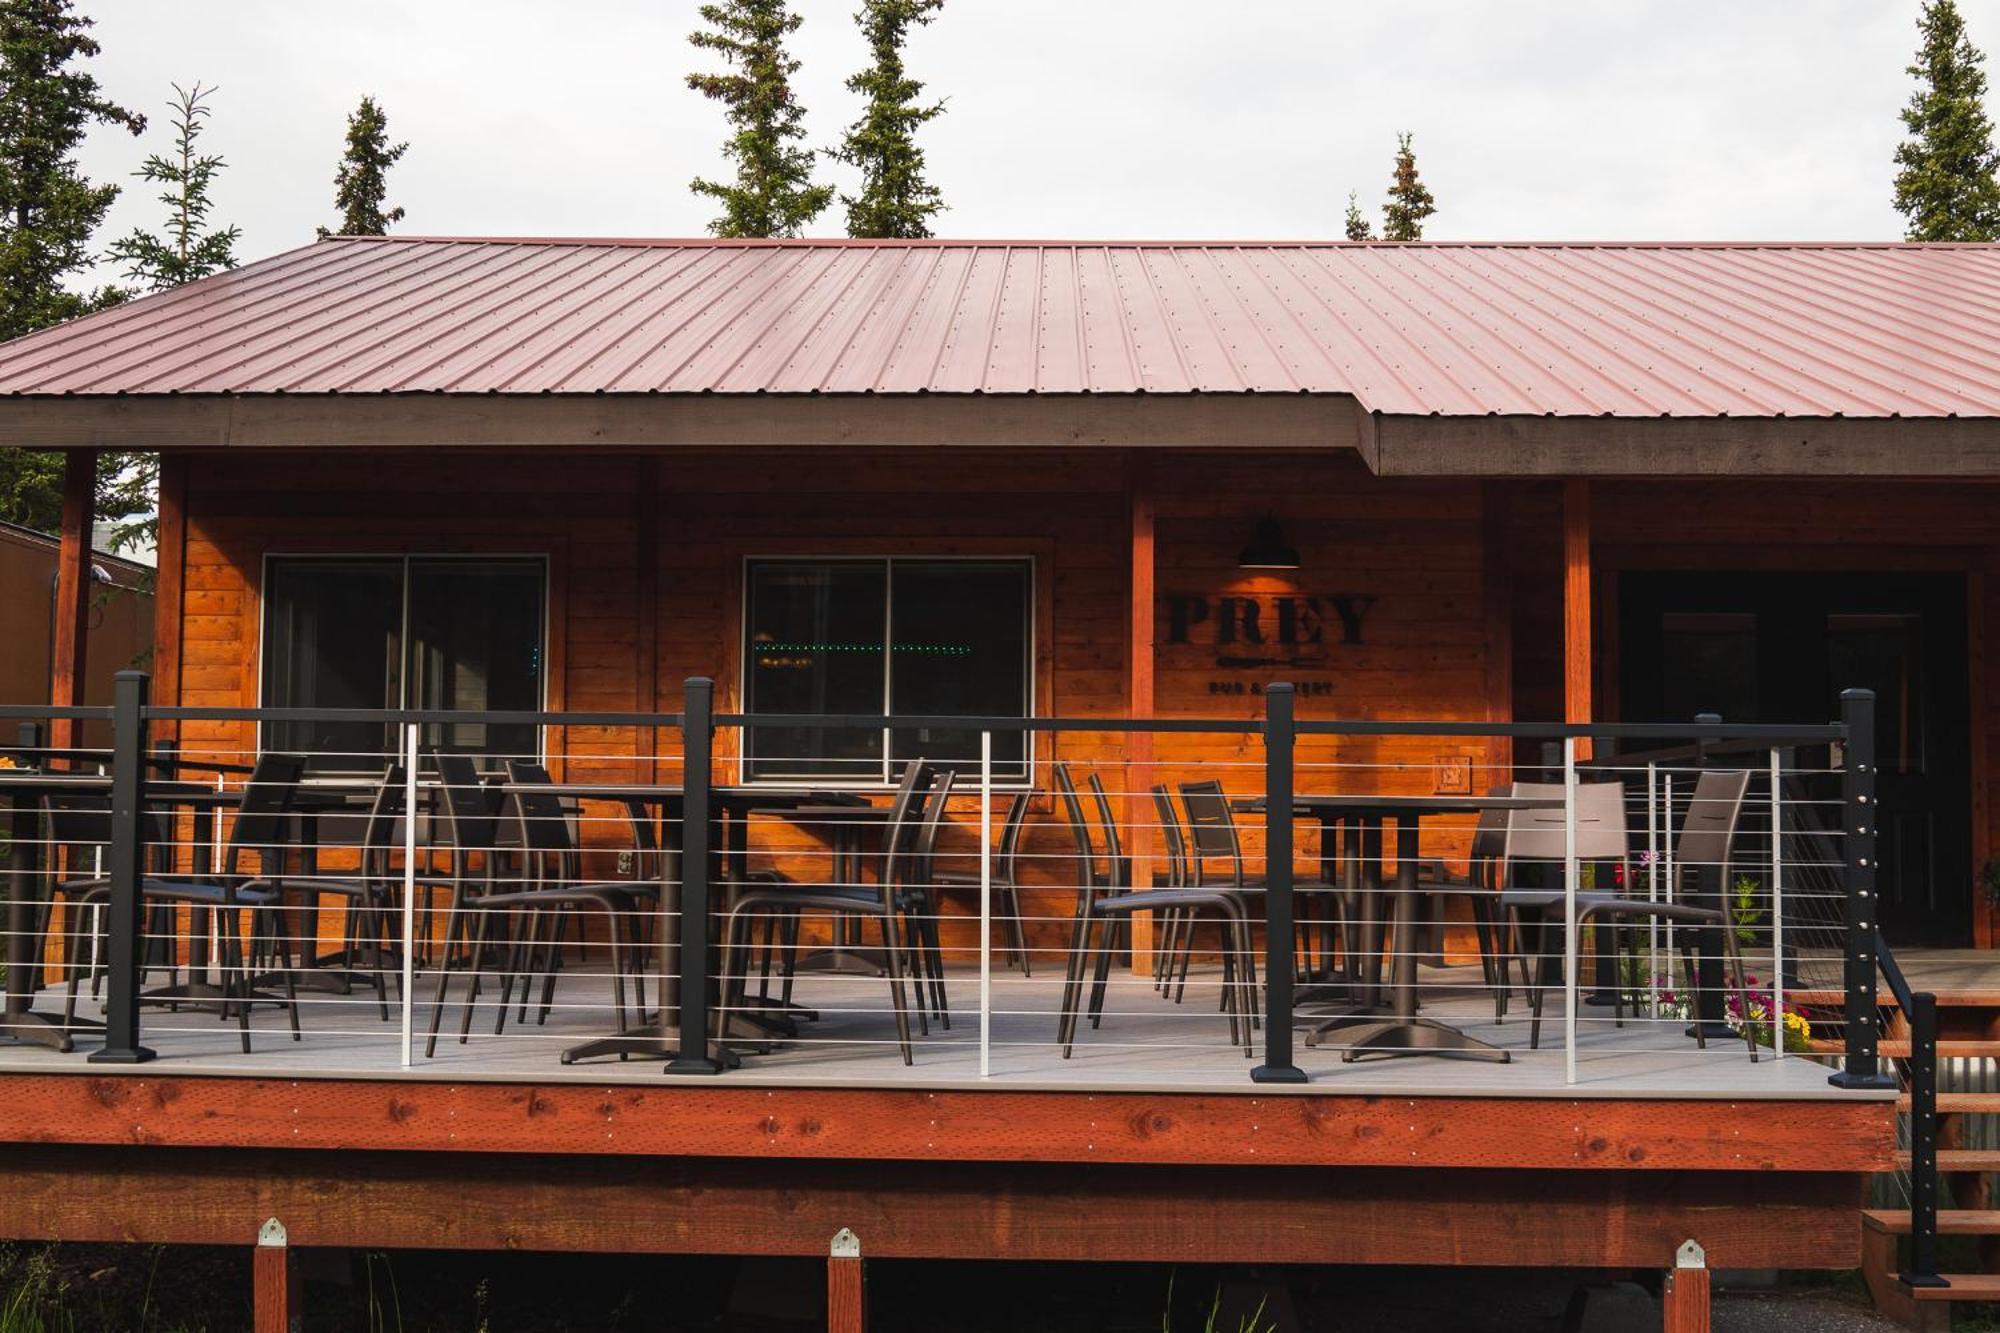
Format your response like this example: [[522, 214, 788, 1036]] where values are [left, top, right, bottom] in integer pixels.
[[322, 235, 2000, 251]]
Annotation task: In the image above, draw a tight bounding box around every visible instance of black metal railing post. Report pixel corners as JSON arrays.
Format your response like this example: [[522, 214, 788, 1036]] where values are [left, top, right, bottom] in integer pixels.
[[1901, 990, 1949, 1289], [1252, 682, 1306, 1084], [13, 721, 39, 768], [666, 676, 722, 1075], [89, 670, 154, 1065], [1830, 688, 1893, 1088]]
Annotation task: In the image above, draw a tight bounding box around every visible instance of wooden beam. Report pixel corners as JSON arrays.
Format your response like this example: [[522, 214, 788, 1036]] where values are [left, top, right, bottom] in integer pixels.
[[0, 1144, 1870, 1270], [1563, 478, 1592, 757], [0, 1075, 1894, 1173], [48, 448, 95, 753], [635, 456, 660, 783], [1128, 458, 1157, 973], [1374, 413, 2000, 477], [0, 393, 1362, 454], [151, 454, 188, 730]]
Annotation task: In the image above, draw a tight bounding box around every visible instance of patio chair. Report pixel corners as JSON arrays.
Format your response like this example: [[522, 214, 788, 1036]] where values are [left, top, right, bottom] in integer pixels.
[[720, 759, 947, 1064], [48, 752, 307, 1053], [1411, 799, 1511, 1022], [1056, 765, 1258, 1057], [933, 788, 1035, 976], [422, 754, 653, 1057], [1497, 773, 1758, 1060]]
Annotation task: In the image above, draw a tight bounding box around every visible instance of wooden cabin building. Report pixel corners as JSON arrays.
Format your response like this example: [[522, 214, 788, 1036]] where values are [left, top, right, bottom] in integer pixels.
[[0, 236, 1996, 1325]]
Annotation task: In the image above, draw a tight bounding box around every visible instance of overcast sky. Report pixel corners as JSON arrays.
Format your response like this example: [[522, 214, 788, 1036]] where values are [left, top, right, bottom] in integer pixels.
[[67, 0, 2000, 276]]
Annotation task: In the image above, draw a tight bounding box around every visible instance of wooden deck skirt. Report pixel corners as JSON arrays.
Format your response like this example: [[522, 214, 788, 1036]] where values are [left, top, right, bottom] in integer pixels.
[[0, 1072, 1890, 1268]]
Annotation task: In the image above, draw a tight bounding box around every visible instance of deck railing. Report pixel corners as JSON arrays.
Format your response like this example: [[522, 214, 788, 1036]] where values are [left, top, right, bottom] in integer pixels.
[[0, 672, 1891, 1097]]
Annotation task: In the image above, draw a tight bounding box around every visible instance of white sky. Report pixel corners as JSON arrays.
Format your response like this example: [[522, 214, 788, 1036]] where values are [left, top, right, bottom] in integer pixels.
[[67, 0, 2000, 277]]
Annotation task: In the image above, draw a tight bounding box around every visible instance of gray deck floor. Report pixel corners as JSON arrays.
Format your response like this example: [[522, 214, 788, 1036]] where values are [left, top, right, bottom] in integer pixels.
[[0, 956, 1882, 1101]]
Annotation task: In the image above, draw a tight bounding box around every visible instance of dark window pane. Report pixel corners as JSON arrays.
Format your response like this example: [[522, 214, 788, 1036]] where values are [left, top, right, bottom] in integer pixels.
[[889, 561, 1030, 777], [408, 559, 545, 762], [1659, 612, 1759, 723], [262, 559, 402, 766], [1828, 613, 1924, 775], [745, 561, 887, 779]]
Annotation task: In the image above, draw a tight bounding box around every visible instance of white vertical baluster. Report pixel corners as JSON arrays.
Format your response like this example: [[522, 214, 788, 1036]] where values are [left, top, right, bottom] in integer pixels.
[[1646, 760, 1659, 1019], [1662, 773, 1676, 1001], [401, 722, 419, 1067], [979, 730, 992, 1079], [1770, 748, 1785, 1060], [1564, 737, 1579, 1086]]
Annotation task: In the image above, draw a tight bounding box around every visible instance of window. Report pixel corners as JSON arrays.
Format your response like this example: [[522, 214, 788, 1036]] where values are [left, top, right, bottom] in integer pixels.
[[262, 556, 546, 768], [743, 558, 1032, 782]]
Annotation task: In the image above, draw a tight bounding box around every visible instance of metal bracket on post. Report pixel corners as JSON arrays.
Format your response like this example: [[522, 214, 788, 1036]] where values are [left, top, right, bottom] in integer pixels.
[[1830, 688, 1894, 1089], [1252, 682, 1307, 1085], [89, 670, 154, 1065], [258, 1218, 288, 1247], [830, 1227, 860, 1259], [666, 676, 723, 1075]]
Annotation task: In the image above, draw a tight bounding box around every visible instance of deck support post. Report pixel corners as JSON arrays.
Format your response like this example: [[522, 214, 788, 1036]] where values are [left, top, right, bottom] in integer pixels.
[[88, 670, 153, 1065], [1662, 1239, 1709, 1333], [666, 676, 722, 1074], [1126, 468, 1156, 976], [253, 1217, 301, 1333], [1252, 682, 1306, 1084], [828, 1227, 864, 1333], [1829, 688, 1892, 1089], [1561, 477, 1592, 763], [48, 448, 95, 756]]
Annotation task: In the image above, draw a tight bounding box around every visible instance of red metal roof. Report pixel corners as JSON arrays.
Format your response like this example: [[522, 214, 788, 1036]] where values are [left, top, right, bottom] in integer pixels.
[[1, 236, 1996, 417]]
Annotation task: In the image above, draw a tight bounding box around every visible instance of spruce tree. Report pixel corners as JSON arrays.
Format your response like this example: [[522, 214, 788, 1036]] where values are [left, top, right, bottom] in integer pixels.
[[1380, 132, 1436, 242], [1343, 190, 1373, 241], [107, 82, 240, 291], [0, 0, 144, 535], [1893, 0, 2000, 241], [687, 0, 832, 237], [831, 0, 945, 239], [319, 95, 405, 239]]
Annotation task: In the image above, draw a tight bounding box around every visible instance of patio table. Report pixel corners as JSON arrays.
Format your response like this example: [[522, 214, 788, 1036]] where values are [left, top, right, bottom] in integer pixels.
[[0, 769, 251, 1051], [1246, 792, 1563, 1063]]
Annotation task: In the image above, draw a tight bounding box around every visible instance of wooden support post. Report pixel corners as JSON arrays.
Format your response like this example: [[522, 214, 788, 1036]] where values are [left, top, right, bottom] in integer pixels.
[[49, 448, 96, 754], [254, 1217, 301, 1333], [1127, 469, 1156, 975], [635, 456, 660, 783], [1662, 1239, 1709, 1333], [827, 1227, 864, 1333], [1562, 477, 1592, 761], [151, 454, 187, 741]]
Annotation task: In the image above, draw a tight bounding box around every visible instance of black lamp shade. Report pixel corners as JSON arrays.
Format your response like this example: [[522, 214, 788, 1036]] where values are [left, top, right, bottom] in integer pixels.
[[1238, 514, 1300, 570]]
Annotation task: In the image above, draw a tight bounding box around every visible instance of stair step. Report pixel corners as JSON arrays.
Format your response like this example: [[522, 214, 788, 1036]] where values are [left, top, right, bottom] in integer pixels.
[[1895, 1150, 2000, 1172], [1865, 1209, 2000, 1235], [1879, 1040, 2000, 1059], [1898, 1273, 2000, 1302], [1793, 987, 2000, 1009], [1897, 1093, 2000, 1113]]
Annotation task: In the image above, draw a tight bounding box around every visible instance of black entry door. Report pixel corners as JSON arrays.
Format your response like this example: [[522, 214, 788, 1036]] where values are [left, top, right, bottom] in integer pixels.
[[1618, 572, 1971, 946]]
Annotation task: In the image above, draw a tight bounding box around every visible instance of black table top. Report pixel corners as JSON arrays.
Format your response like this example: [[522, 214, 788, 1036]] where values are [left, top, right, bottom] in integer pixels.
[[1240, 792, 1566, 815]]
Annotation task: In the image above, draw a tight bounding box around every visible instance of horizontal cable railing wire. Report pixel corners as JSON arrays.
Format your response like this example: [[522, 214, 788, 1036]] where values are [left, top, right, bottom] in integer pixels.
[[0, 672, 1896, 1098]]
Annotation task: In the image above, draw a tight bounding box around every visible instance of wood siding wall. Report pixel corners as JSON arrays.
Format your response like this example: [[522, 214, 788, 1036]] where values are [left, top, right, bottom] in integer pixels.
[[163, 453, 2000, 944]]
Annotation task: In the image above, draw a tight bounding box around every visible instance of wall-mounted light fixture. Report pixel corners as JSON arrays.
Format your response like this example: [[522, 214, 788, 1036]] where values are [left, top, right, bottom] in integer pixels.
[[1238, 513, 1300, 570]]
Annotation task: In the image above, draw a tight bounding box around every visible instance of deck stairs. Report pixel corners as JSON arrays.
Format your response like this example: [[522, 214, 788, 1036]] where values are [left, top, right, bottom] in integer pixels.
[[1834, 978, 2000, 1328]]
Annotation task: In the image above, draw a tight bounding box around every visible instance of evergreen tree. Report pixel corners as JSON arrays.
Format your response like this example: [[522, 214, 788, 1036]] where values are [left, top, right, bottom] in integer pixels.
[[1343, 190, 1373, 241], [687, 0, 832, 237], [1893, 0, 2000, 241], [1380, 132, 1436, 242], [0, 0, 144, 535], [318, 95, 405, 239], [831, 0, 945, 239], [107, 82, 239, 291]]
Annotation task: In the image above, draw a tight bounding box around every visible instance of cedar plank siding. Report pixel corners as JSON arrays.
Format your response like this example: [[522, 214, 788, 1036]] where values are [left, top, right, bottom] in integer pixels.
[[165, 453, 2000, 946]]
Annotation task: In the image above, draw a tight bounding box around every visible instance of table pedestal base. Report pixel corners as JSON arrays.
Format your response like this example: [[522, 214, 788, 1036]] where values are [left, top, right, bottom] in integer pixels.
[[1307, 1014, 1512, 1063], [0, 1009, 95, 1052]]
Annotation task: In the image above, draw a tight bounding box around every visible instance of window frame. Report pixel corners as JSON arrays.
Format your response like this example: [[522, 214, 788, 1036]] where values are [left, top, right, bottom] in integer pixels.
[[257, 551, 551, 772], [737, 553, 1038, 787]]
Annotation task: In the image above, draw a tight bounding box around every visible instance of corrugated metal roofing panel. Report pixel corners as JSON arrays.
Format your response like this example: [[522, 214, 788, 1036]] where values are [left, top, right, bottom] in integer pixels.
[[1, 236, 1996, 417]]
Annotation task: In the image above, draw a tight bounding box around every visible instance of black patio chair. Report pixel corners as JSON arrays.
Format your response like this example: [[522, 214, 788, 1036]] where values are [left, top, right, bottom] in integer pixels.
[[933, 787, 1035, 975]]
